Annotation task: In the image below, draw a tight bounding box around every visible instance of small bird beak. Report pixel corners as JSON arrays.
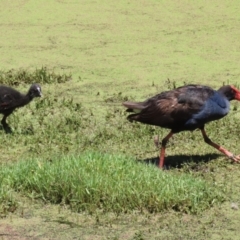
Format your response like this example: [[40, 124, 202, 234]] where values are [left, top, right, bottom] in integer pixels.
[[37, 87, 42, 97]]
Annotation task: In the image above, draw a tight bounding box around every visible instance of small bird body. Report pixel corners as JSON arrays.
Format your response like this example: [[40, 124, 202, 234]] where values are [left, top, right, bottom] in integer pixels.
[[123, 84, 240, 168], [0, 83, 42, 131]]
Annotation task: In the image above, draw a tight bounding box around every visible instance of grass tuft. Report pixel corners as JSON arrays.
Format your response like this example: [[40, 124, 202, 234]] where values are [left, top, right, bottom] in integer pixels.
[[0, 172, 18, 216], [0, 152, 225, 214], [0, 67, 72, 86]]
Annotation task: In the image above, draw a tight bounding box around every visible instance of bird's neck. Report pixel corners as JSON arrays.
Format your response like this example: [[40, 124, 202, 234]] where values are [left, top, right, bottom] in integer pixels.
[[217, 86, 234, 101], [15, 93, 33, 108]]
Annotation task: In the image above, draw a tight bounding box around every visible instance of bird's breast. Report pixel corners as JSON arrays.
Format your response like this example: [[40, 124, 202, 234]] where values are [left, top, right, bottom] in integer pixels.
[[184, 98, 230, 129]]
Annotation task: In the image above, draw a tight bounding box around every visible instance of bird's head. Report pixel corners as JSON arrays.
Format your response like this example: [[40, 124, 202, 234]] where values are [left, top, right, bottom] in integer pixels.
[[29, 83, 42, 98], [218, 85, 240, 101]]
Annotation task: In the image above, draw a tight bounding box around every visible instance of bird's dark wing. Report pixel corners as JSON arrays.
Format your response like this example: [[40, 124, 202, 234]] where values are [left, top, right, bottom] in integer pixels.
[[177, 85, 214, 107], [0, 85, 24, 111], [126, 85, 215, 130], [0, 93, 16, 110]]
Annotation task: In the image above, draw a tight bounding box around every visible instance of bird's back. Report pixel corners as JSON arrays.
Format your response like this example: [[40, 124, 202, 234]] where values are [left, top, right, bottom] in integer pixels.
[[124, 85, 229, 132], [0, 85, 23, 113]]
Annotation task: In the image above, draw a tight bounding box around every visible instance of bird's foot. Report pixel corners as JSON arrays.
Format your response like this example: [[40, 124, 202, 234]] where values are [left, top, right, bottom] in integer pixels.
[[230, 154, 240, 163], [2, 124, 12, 134]]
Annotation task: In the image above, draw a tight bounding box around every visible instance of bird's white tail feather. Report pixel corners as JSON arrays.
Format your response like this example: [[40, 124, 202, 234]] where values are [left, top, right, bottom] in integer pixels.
[[122, 101, 145, 110]]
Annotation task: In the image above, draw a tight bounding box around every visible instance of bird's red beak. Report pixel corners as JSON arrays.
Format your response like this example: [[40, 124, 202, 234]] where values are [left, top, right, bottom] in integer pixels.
[[231, 86, 240, 101]]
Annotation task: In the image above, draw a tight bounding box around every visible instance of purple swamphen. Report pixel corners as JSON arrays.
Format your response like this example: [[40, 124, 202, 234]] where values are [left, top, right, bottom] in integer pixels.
[[0, 83, 42, 130], [123, 84, 240, 168]]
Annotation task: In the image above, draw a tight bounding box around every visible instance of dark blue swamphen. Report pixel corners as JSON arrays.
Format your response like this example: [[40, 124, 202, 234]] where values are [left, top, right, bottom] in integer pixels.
[[0, 83, 42, 131], [123, 84, 240, 168]]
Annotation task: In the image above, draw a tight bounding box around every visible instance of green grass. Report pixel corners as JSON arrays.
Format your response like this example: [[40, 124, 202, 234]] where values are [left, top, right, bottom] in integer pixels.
[[0, 0, 240, 239], [0, 69, 239, 218], [0, 68, 239, 238], [0, 67, 72, 86], [0, 152, 225, 215], [0, 185, 17, 217]]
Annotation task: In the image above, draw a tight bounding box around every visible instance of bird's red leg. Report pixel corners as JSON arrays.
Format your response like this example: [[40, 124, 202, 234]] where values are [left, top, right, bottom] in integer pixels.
[[201, 129, 240, 162], [159, 131, 173, 168]]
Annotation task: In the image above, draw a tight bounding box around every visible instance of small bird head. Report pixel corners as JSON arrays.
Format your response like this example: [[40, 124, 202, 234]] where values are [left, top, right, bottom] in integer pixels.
[[29, 83, 42, 98], [218, 85, 240, 101]]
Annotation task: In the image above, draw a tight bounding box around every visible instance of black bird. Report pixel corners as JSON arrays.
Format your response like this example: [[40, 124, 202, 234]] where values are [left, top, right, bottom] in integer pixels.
[[123, 84, 240, 168], [0, 83, 42, 131]]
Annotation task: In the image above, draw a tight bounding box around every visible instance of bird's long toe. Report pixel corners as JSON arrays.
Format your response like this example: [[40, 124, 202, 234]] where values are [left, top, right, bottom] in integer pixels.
[[230, 154, 240, 163], [3, 125, 12, 134]]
